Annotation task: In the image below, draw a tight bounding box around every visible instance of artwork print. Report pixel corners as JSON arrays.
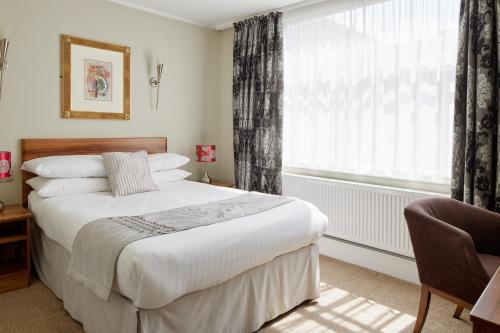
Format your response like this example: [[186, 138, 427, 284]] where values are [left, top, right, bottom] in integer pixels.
[[61, 35, 130, 120], [84, 59, 112, 101]]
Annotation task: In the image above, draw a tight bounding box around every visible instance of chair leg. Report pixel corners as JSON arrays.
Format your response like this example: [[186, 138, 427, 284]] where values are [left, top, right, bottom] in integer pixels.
[[413, 286, 431, 333], [453, 305, 463, 319]]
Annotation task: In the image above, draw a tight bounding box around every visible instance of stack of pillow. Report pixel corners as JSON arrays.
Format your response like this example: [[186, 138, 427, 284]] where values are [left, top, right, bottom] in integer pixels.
[[21, 152, 191, 198]]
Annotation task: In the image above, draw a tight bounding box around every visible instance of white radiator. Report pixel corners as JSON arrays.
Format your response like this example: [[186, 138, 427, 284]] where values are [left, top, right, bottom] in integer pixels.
[[282, 173, 441, 258]]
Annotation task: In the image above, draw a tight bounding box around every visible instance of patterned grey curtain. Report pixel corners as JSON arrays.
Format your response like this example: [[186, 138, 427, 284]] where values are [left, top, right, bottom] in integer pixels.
[[233, 12, 284, 194], [451, 0, 500, 211]]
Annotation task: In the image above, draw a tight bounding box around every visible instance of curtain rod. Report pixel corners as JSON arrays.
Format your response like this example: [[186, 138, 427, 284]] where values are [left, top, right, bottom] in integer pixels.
[[214, 0, 327, 30]]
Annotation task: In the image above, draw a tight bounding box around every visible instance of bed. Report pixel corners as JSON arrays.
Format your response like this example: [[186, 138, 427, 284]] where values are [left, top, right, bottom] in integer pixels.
[[22, 137, 327, 333]]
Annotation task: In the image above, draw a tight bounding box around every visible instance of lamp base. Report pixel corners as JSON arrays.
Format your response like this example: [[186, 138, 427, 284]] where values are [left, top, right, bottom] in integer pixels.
[[0, 177, 13, 183], [0, 200, 4, 212], [200, 171, 212, 184]]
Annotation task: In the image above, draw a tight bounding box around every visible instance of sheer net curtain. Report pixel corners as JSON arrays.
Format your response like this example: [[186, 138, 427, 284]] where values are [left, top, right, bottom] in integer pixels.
[[283, 0, 460, 184]]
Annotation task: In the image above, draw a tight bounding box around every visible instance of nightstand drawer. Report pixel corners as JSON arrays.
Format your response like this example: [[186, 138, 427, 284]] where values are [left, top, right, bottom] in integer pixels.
[[0, 271, 29, 293]]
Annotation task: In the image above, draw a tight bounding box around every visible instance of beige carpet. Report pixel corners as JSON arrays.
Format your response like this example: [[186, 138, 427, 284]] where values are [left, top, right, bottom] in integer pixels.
[[0, 256, 471, 333]]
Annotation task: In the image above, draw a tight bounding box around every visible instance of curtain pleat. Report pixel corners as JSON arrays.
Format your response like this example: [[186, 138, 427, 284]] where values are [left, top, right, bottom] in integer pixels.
[[451, 0, 500, 211], [233, 13, 284, 194]]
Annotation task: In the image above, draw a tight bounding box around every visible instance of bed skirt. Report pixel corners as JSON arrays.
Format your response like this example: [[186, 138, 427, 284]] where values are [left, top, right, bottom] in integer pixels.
[[31, 223, 320, 333]]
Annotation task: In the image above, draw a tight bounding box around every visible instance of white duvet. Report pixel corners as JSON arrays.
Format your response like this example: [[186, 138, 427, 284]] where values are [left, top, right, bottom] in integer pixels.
[[29, 180, 327, 309]]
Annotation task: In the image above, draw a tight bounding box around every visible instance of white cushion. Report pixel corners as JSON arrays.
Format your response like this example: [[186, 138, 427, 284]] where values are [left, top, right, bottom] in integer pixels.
[[148, 153, 189, 172], [103, 151, 158, 197], [154, 169, 191, 184], [22, 155, 106, 178], [27, 177, 110, 198]]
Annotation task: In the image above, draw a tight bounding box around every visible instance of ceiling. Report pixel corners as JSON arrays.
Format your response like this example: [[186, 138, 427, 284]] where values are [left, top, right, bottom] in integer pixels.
[[107, 0, 307, 29]]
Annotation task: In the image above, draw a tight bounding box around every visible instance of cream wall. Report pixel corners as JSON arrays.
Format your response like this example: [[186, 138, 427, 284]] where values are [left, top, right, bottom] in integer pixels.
[[217, 27, 235, 184], [0, 0, 221, 204]]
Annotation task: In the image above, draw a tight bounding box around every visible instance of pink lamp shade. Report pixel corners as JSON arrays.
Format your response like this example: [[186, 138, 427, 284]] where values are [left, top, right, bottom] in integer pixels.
[[196, 145, 216, 163], [0, 151, 11, 179]]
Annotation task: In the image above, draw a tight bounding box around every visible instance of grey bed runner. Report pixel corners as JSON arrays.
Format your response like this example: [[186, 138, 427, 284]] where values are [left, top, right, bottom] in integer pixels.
[[67, 192, 293, 301]]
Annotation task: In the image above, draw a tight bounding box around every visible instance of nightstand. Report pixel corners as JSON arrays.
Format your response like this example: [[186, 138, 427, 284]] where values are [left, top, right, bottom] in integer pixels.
[[211, 181, 235, 188], [0, 205, 32, 293]]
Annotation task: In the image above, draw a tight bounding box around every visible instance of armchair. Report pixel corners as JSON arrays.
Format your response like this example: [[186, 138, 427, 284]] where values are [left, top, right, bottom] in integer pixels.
[[404, 198, 500, 333]]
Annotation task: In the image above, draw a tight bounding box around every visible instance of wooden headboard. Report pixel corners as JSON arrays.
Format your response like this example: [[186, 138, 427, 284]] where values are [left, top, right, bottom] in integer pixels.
[[21, 137, 168, 206]]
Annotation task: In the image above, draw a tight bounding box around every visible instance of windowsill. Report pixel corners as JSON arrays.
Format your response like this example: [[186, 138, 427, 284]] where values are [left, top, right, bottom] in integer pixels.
[[283, 167, 451, 195]]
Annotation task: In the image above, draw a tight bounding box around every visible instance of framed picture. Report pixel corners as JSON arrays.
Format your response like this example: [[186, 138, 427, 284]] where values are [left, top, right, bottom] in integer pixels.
[[61, 35, 130, 120]]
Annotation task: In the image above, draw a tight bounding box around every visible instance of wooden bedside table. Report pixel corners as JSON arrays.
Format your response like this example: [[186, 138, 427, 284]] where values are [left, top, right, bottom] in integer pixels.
[[0, 205, 32, 293], [211, 181, 235, 188]]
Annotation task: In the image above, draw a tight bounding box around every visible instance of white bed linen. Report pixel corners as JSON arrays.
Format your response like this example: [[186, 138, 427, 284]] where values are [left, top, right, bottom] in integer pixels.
[[28, 180, 327, 309]]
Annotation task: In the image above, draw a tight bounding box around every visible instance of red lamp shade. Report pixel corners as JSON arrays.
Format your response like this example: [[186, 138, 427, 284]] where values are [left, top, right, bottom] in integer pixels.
[[0, 151, 11, 179], [196, 145, 216, 163]]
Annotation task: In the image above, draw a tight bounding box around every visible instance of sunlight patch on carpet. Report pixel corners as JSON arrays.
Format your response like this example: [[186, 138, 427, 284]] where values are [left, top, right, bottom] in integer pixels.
[[265, 283, 415, 333]]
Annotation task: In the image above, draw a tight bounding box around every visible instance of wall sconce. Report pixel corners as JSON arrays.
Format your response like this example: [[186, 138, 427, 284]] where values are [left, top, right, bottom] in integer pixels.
[[150, 63, 163, 110], [0, 26, 10, 102]]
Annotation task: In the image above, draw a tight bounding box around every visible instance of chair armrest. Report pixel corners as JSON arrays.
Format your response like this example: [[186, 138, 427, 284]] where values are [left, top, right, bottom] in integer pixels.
[[446, 201, 500, 256]]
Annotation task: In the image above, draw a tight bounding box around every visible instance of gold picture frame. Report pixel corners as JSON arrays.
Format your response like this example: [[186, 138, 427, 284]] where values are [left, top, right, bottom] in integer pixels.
[[61, 35, 130, 120]]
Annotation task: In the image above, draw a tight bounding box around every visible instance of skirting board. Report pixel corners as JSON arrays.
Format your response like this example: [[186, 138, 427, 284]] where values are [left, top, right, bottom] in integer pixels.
[[319, 236, 420, 284]]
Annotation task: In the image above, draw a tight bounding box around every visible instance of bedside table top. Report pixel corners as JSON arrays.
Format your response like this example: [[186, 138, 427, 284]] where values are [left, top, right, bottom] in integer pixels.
[[211, 181, 235, 188], [0, 205, 32, 223]]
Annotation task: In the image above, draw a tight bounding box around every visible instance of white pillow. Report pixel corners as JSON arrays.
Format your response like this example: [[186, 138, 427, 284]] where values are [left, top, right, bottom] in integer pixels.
[[22, 153, 190, 178], [27, 177, 110, 198], [148, 153, 189, 172], [27, 170, 191, 198], [153, 169, 191, 184], [22, 155, 106, 178]]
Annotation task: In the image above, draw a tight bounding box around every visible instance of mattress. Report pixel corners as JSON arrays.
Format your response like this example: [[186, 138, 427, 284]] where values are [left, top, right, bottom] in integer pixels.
[[28, 180, 327, 309]]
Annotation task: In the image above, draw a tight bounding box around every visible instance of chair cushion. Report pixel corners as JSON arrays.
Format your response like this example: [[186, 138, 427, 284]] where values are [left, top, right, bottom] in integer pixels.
[[478, 253, 500, 278]]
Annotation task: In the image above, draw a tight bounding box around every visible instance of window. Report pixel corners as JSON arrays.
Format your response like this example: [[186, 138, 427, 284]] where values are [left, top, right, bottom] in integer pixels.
[[283, 0, 460, 185]]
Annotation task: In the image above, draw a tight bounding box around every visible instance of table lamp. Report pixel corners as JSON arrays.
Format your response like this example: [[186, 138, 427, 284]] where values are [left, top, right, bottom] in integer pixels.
[[196, 144, 215, 184], [0, 151, 12, 211]]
